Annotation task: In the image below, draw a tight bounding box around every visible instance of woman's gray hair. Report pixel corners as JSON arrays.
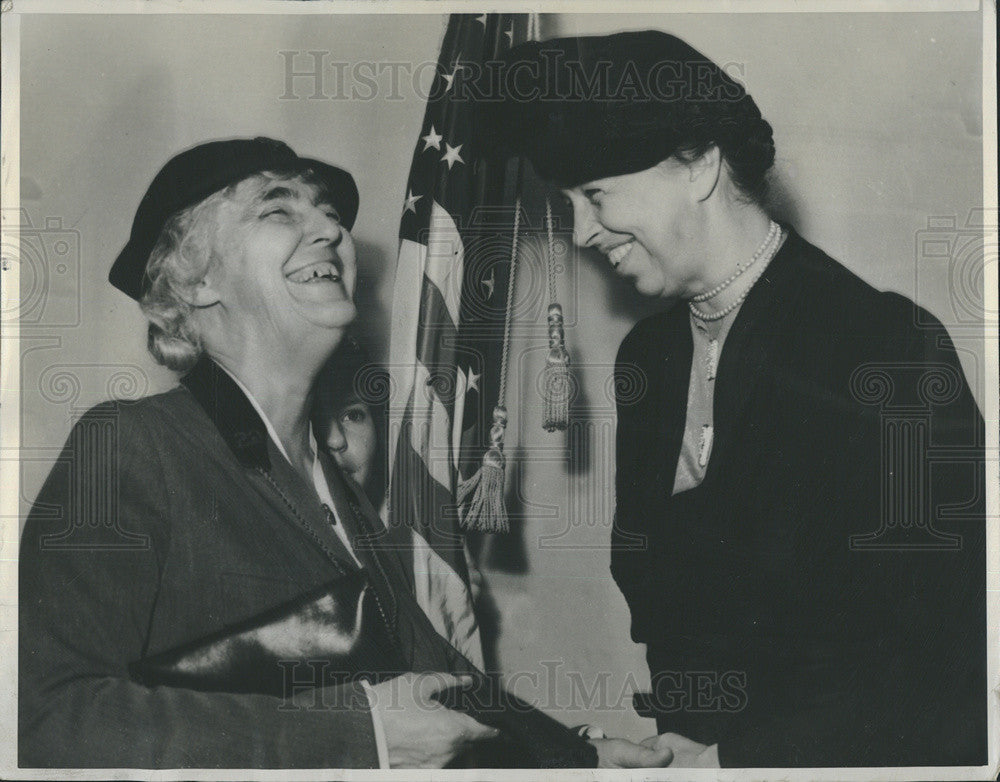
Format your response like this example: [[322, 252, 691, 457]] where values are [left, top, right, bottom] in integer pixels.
[[139, 169, 331, 372], [138, 189, 228, 372]]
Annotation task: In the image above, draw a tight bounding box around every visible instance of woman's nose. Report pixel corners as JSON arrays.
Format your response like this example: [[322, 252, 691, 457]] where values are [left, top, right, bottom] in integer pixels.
[[326, 421, 348, 453], [572, 203, 601, 248], [308, 206, 343, 245]]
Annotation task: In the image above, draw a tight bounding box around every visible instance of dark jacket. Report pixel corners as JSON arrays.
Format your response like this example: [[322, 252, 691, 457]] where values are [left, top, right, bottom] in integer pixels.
[[612, 229, 987, 767], [19, 357, 469, 768]]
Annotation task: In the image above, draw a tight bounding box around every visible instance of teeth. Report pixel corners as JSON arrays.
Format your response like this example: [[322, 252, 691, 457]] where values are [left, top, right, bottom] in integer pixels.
[[607, 242, 634, 267], [288, 261, 340, 283]]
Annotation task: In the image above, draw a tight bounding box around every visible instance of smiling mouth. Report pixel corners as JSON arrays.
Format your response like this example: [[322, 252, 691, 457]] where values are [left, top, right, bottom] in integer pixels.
[[607, 241, 635, 269], [286, 259, 342, 284]]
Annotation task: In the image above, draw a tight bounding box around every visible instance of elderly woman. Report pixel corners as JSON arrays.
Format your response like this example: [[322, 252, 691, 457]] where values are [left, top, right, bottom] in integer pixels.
[[490, 32, 986, 768], [18, 137, 674, 771], [17, 137, 505, 769]]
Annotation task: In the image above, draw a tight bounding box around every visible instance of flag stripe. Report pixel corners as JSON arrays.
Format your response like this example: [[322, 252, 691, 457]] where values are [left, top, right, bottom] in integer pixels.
[[391, 398, 468, 578], [410, 532, 482, 667], [387, 238, 426, 486], [415, 280, 460, 422], [423, 201, 465, 326], [409, 361, 458, 492]]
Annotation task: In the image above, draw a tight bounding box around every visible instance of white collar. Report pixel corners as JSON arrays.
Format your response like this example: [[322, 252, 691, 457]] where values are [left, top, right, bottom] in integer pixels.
[[214, 363, 317, 468]]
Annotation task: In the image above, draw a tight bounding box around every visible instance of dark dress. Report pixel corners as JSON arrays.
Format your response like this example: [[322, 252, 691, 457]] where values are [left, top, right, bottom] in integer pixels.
[[612, 228, 987, 767], [18, 358, 465, 768]]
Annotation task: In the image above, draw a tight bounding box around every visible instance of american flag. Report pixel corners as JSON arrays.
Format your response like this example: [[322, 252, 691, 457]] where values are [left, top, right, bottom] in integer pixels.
[[387, 13, 526, 667]]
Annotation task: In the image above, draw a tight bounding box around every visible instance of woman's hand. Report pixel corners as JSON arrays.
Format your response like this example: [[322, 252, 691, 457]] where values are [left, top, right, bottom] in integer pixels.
[[641, 732, 721, 767], [368, 672, 499, 768], [590, 737, 674, 768]]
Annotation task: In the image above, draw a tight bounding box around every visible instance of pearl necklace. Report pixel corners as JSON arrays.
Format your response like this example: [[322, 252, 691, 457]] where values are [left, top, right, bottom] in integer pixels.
[[689, 225, 784, 322], [690, 220, 779, 303]]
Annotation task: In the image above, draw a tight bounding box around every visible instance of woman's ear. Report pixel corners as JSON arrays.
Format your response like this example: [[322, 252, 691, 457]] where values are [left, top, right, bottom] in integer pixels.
[[175, 277, 220, 308], [688, 145, 723, 202]]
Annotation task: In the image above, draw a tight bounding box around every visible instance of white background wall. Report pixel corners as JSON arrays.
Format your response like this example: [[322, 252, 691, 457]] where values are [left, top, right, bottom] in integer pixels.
[[16, 8, 984, 742]]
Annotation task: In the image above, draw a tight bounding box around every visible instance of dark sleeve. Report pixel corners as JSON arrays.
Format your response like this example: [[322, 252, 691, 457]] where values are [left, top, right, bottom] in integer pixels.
[[19, 404, 380, 769], [717, 304, 987, 767]]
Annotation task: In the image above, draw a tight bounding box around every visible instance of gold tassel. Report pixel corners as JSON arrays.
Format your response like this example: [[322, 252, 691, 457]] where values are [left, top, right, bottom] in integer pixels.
[[457, 406, 509, 533], [542, 303, 571, 432], [541, 196, 572, 432]]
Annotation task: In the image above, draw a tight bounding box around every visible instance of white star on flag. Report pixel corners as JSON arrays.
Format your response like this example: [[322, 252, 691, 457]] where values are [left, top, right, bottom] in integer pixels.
[[442, 54, 462, 93], [466, 370, 480, 393], [481, 268, 495, 300], [475, 14, 487, 26], [403, 189, 422, 214], [505, 24, 514, 44], [421, 125, 443, 151], [441, 143, 464, 170]]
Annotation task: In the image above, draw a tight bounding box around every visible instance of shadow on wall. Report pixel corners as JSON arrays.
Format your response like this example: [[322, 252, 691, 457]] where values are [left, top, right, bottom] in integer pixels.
[[352, 238, 391, 354], [466, 447, 529, 672], [767, 166, 804, 231], [468, 550, 505, 673]]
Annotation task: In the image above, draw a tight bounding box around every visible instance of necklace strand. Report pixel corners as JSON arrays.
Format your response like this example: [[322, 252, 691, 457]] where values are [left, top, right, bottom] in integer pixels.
[[689, 226, 784, 322], [690, 220, 779, 303]]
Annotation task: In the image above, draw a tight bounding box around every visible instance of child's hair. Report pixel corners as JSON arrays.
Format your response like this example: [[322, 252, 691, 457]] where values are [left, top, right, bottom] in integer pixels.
[[313, 336, 389, 504]]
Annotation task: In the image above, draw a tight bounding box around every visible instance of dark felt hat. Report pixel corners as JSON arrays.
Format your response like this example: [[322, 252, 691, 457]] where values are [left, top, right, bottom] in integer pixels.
[[110, 136, 359, 300], [478, 30, 748, 187]]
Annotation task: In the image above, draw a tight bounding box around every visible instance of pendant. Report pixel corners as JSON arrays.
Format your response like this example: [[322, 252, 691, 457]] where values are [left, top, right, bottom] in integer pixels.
[[698, 424, 714, 468], [706, 338, 719, 381]]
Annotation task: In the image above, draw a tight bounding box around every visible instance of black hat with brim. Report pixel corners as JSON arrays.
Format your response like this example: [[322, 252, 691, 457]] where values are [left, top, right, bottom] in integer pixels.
[[477, 30, 747, 187], [110, 136, 359, 301]]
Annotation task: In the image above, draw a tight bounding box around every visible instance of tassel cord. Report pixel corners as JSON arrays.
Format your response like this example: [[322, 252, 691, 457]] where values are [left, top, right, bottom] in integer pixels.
[[458, 198, 521, 532], [497, 199, 521, 407]]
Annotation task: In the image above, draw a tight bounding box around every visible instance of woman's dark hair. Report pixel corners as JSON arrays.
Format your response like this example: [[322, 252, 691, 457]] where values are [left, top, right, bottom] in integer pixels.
[[315, 336, 389, 417], [671, 94, 776, 205]]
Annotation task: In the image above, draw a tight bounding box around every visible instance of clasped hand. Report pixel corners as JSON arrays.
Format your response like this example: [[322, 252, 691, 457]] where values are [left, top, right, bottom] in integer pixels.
[[593, 731, 720, 768], [369, 672, 715, 769], [368, 672, 498, 768], [641, 732, 721, 767]]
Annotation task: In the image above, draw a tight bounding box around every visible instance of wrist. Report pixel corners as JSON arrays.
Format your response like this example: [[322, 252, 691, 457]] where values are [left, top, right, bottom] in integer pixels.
[[696, 743, 721, 768]]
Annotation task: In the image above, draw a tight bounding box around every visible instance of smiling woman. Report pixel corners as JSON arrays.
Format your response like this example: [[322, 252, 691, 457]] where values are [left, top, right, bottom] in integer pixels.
[[485, 29, 987, 768], [17, 136, 512, 769], [560, 157, 716, 299], [140, 170, 357, 373], [182, 174, 359, 381]]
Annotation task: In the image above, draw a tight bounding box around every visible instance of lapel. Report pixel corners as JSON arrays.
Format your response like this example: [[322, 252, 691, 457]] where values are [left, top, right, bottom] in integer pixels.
[[264, 439, 363, 573], [708, 226, 801, 478], [180, 356, 361, 573], [654, 302, 695, 493], [319, 449, 404, 638]]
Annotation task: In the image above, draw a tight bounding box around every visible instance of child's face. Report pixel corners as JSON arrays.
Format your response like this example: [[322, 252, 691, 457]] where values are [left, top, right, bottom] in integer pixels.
[[326, 394, 377, 488]]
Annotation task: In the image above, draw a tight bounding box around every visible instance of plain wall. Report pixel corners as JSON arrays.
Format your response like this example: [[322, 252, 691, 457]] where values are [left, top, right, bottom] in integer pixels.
[[17, 9, 984, 742]]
